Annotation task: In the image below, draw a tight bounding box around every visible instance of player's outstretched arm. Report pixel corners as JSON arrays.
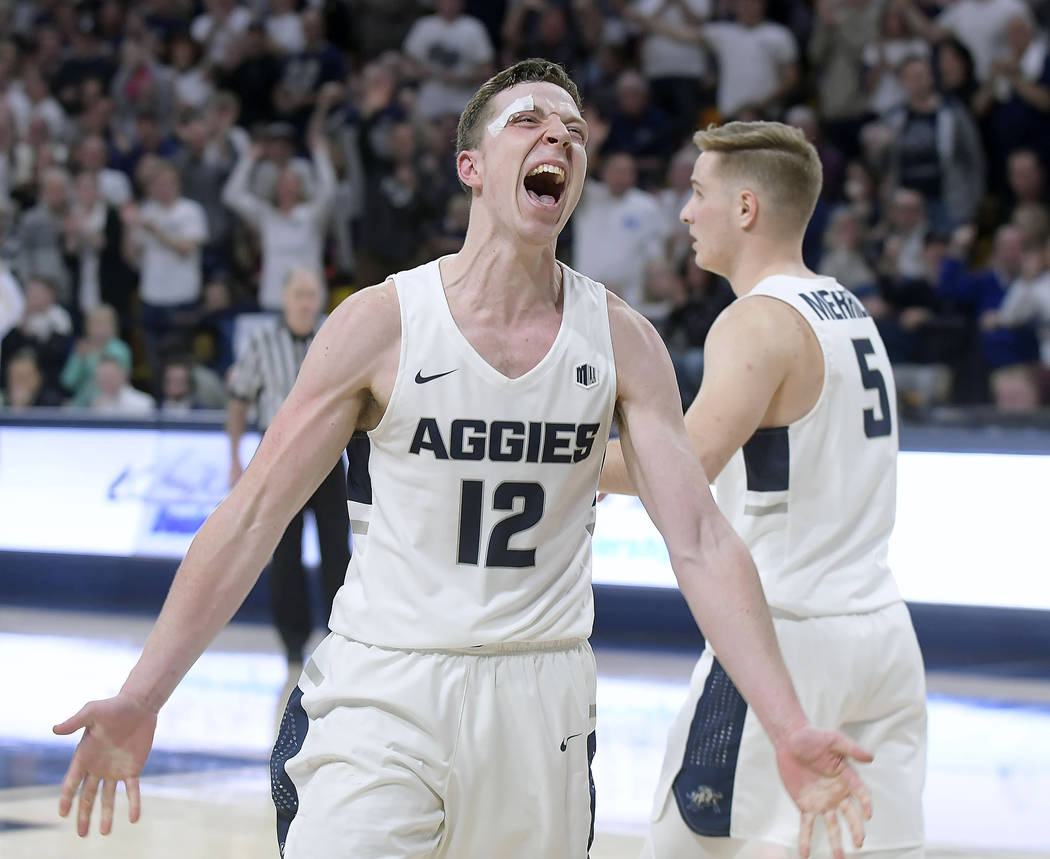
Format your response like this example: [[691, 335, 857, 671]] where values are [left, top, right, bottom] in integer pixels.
[[53, 282, 401, 837], [608, 296, 872, 858]]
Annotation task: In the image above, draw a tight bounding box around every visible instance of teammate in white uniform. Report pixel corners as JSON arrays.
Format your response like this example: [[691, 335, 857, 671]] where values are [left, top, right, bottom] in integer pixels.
[[54, 64, 873, 858], [601, 122, 927, 857]]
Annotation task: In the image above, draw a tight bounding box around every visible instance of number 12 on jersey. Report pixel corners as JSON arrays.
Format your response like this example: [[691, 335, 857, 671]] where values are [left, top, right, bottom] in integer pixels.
[[457, 480, 545, 568]]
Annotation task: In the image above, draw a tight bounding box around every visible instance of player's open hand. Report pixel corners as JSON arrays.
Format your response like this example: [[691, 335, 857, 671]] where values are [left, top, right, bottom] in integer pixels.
[[775, 725, 873, 859], [53, 693, 158, 836]]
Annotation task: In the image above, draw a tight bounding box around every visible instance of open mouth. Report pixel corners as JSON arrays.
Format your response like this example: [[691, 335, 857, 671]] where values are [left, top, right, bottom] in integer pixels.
[[523, 164, 566, 207]]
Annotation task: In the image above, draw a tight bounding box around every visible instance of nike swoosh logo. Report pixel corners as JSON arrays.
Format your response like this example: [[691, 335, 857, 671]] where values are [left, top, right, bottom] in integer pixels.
[[414, 369, 458, 384], [560, 733, 582, 752]]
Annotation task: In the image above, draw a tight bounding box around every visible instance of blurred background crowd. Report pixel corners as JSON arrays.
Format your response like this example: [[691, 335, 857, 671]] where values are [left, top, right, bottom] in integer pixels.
[[2, 0, 1050, 417]]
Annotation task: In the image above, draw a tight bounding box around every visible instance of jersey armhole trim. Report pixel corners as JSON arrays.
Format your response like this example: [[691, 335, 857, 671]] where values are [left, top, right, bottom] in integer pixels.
[[737, 291, 831, 431], [365, 275, 406, 442]]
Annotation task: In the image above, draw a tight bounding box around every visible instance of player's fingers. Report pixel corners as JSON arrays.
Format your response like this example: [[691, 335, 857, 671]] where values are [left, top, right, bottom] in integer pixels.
[[842, 763, 873, 819], [77, 774, 101, 837], [53, 705, 90, 736], [99, 779, 117, 835], [841, 795, 867, 849], [126, 776, 142, 824], [58, 757, 85, 818], [797, 811, 815, 859], [824, 809, 845, 859], [831, 732, 874, 764]]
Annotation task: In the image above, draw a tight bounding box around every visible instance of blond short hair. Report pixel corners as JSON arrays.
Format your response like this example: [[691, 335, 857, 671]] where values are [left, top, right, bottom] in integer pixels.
[[693, 121, 822, 234]]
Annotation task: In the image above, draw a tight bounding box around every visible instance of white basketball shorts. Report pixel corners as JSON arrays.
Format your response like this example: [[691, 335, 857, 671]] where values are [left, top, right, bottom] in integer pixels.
[[271, 632, 598, 858], [644, 601, 926, 857]]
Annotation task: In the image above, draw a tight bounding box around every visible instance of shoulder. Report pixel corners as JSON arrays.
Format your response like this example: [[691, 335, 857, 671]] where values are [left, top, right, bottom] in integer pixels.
[[607, 290, 667, 363], [705, 293, 807, 359], [316, 280, 401, 359]]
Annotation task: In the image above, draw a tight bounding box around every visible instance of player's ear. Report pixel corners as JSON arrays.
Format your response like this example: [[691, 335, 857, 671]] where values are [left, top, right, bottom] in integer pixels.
[[739, 188, 758, 230], [457, 149, 482, 191]]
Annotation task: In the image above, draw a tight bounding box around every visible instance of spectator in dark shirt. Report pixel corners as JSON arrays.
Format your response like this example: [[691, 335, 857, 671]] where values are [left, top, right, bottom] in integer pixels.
[[938, 222, 1040, 383], [273, 8, 346, 137], [601, 70, 674, 188], [217, 22, 282, 132], [974, 12, 1050, 185], [1, 275, 73, 401], [173, 110, 233, 277], [1, 347, 63, 409], [884, 54, 986, 232]]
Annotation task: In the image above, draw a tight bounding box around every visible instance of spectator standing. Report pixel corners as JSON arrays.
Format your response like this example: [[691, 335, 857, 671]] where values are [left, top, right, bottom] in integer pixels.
[[191, 0, 253, 68], [863, 0, 931, 119], [266, 0, 306, 56], [905, 0, 1030, 83], [632, 0, 800, 120], [59, 303, 132, 408], [403, 0, 495, 120], [173, 111, 233, 278], [631, 0, 713, 142], [657, 146, 700, 270], [572, 151, 669, 312], [216, 26, 281, 133], [973, 12, 1050, 175], [170, 31, 214, 113], [16, 167, 72, 303], [123, 161, 209, 388], [600, 70, 675, 187], [883, 55, 986, 231], [808, 0, 881, 158], [64, 171, 108, 314], [222, 89, 338, 312], [273, 8, 346, 136], [88, 352, 155, 415], [225, 267, 350, 688], [355, 120, 435, 286], [74, 134, 133, 209]]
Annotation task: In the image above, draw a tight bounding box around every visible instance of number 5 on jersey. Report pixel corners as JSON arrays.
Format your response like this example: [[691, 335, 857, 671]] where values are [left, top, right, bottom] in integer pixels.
[[852, 337, 893, 439], [457, 480, 545, 568]]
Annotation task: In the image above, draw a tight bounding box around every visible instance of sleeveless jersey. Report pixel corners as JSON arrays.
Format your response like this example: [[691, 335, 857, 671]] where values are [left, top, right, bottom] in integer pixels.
[[713, 275, 903, 617], [329, 259, 618, 649]]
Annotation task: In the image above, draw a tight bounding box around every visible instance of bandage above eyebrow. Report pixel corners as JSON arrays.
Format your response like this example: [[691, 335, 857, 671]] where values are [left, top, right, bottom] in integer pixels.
[[487, 95, 534, 136]]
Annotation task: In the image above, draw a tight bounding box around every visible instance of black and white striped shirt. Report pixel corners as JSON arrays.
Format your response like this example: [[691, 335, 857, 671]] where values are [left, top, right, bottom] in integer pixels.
[[228, 319, 315, 428]]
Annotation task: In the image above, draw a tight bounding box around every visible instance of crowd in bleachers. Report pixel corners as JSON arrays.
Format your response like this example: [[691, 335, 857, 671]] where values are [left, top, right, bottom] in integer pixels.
[[2, 0, 1050, 416]]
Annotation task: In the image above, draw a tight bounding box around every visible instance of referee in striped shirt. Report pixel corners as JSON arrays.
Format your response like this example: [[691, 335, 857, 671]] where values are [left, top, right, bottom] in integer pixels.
[[227, 267, 350, 680]]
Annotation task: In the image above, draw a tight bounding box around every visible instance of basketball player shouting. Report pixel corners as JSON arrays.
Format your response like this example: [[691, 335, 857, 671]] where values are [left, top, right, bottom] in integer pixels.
[[601, 122, 926, 857], [55, 64, 872, 859]]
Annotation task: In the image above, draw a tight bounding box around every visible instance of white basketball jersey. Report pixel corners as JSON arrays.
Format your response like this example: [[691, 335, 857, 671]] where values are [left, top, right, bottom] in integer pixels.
[[329, 259, 617, 649], [713, 275, 903, 617]]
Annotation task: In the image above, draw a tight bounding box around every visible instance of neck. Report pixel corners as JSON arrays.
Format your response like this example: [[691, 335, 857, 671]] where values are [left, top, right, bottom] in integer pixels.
[[440, 215, 561, 320], [721, 236, 813, 297]]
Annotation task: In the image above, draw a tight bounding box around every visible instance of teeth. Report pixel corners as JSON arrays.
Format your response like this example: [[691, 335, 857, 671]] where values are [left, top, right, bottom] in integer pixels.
[[526, 164, 566, 183]]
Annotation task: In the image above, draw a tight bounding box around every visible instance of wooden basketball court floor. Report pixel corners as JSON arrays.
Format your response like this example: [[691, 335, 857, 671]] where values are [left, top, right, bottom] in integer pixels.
[[2, 606, 1049, 859]]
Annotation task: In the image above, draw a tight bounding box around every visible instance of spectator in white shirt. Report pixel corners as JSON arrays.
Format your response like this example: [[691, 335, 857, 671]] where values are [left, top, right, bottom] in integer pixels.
[[89, 353, 155, 416], [902, 0, 1030, 82], [191, 0, 253, 68], [631, 0, 799, 120], [122, 161, 208, 389], [222, 86, 339, 311], [572, 151, 669, 313], [74, 135, 133, 209], [266, 0, 306, 56], [403, 0, 495, 120], [633, 0, 712, 140]]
